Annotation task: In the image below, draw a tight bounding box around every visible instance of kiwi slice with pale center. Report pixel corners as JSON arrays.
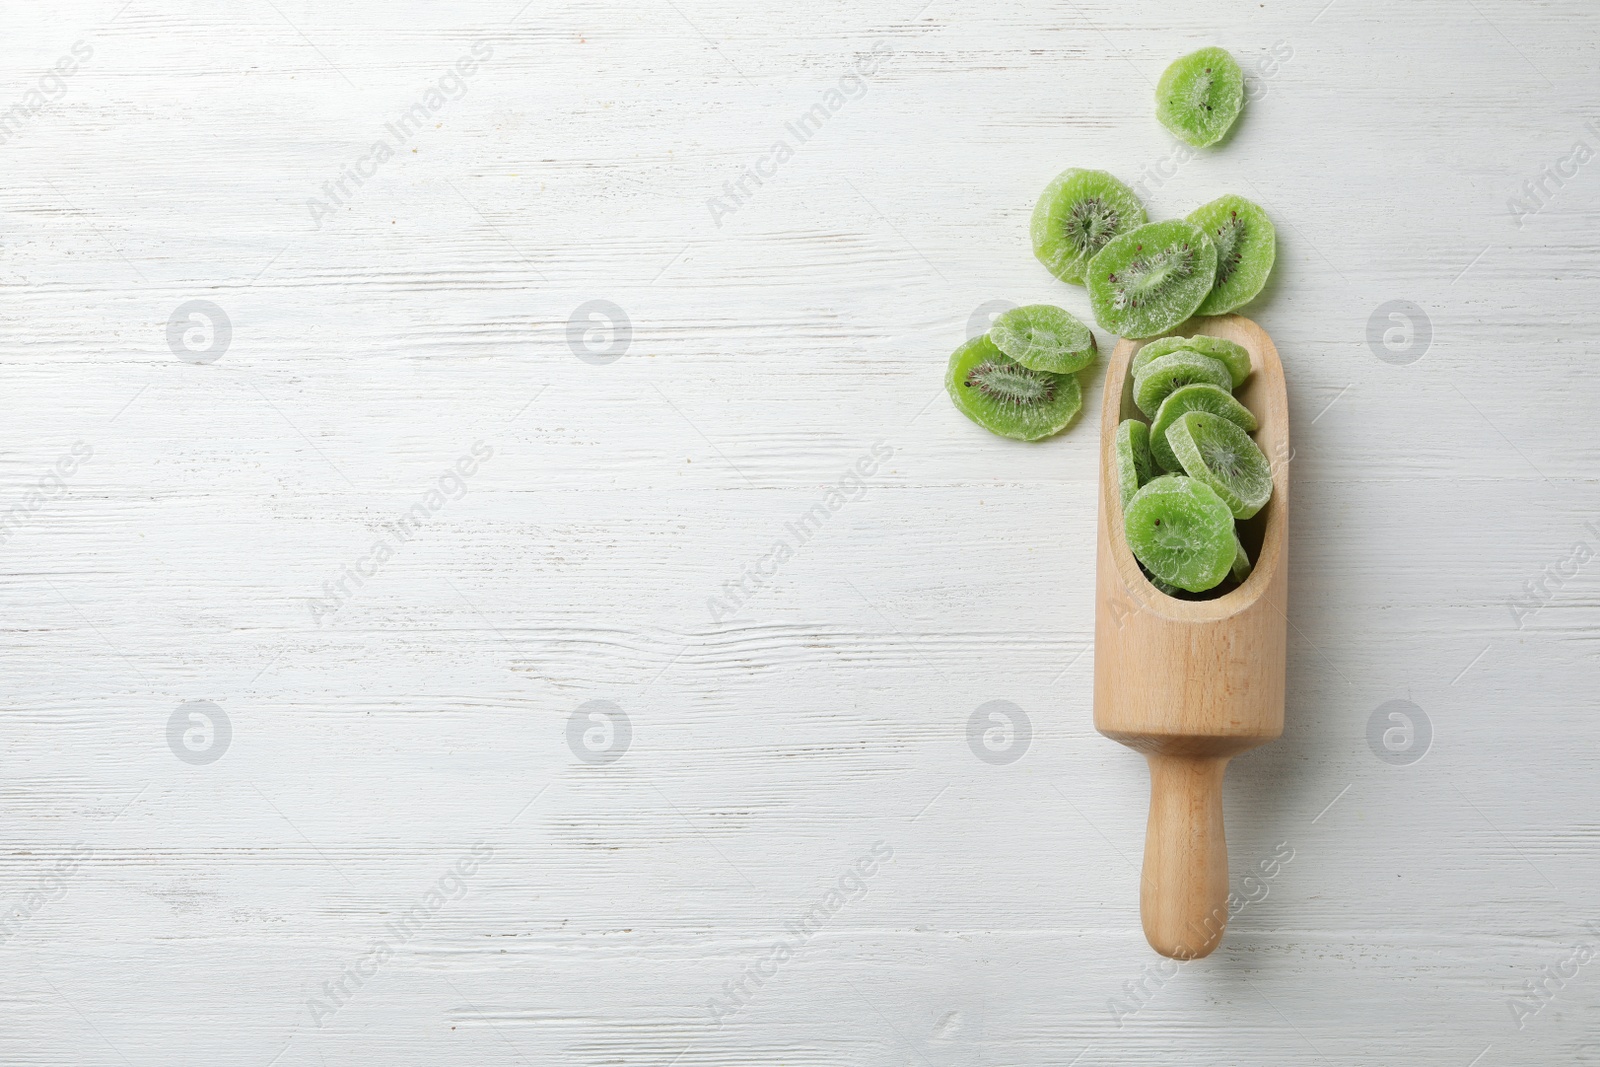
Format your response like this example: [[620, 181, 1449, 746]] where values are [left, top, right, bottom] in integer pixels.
[[1086, 220, 1217, 339], [990, 304, 1097, 373], [1123, 474, 1237, 593], [1115, 419, 1156, 506], [1189, 195, 1276, 316], [1132, 334, 1251, 388], [1149, 382, 1257, 472], [1030, 169, 1147, 285], [1155, 47, 1244, 148], [1131, 350, 1231, 417], [1165, 410, 1273, 519], [945, 335, 1083, 441]]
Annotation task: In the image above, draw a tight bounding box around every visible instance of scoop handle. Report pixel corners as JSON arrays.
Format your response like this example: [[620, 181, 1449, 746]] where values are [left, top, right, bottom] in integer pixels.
[[1140, 753, 1231, 959]]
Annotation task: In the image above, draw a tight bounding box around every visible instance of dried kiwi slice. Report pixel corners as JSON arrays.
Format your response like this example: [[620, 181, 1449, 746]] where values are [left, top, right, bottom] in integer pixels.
[[1150, 574, 1183, 597], [1149, 383, 1257, 472], [1189, 195, 1276, 316], [1166, 410, 1273, 518], [1180, 335, 1252, 387], [1230, 533, 1253, 584], [1115, 419, 1156, 506], [1130, 335, 1196, 380], [1123, 475, 1237, 593], [1133, 334, 1251, 388], [1086, 220, 1217, 339], [1155, 47, 1244, 148], [1030, 169, 1147, 286], [990, 304, 1097, 373], [945, 335, 1083, 441], [1132, 350, 1231, 417]]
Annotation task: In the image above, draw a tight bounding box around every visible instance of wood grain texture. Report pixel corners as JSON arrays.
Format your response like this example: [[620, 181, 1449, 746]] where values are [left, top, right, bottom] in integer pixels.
[[3, 0, 1600, 1064]]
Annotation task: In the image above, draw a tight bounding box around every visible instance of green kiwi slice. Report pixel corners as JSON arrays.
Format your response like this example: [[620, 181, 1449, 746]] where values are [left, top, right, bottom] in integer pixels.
[[1123, 474, 1237, 593], [1115, 419, 1156, 506], [990, 304, 1097, 373], [1165, 410, 1273, 519], [1155, 47, 1244, 148], [1230, 533, 1253, 584], [1133, 334, 1251, 388], [945, 335, 1083, 441], [1129, 335, 1195, 380], [1085, 220, 1217, 339], [1150, 575, 1183, 597], [1181, 335, 1252, 387], [1189, 195, 1276, 316], [1149, 383, 1257, 472], [1030, 169, 1148, 286], [1131, 350, 1231, 417]]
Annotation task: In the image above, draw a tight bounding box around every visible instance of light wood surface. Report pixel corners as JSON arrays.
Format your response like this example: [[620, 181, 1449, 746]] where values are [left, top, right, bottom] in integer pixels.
[[6, 2, 1600, 1064], [1095, 315, 1289, 958]]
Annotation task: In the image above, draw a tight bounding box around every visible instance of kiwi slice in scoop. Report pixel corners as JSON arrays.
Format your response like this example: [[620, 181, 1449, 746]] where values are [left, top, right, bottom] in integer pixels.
[[1133, 333, 1252, 388], [1149, 382, 1257, 472], [1165, 410, 1274, 519], [1123, 474, 1237, 593], [1230, 533, 1253, 584], [1132, 350, 1231, 417], [1115, 419, 1156, 506]]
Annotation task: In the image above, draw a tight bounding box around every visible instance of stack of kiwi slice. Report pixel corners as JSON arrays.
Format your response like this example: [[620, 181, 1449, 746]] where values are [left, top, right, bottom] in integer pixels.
[[1117, 332, 1272, 595], [945, 46, 1275, 448], [1075, 184, 1276, 342], [946, 304, 1099, 441], [941, 45, 1278, 597]]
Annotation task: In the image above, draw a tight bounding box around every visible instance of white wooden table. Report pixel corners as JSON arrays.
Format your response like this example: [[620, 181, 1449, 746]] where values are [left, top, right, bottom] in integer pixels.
[[4, 1, 1597, 1063]]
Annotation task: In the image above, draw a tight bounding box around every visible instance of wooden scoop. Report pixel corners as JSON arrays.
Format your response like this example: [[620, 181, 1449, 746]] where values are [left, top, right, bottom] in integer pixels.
[[1093, 314, 1289, 960]]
